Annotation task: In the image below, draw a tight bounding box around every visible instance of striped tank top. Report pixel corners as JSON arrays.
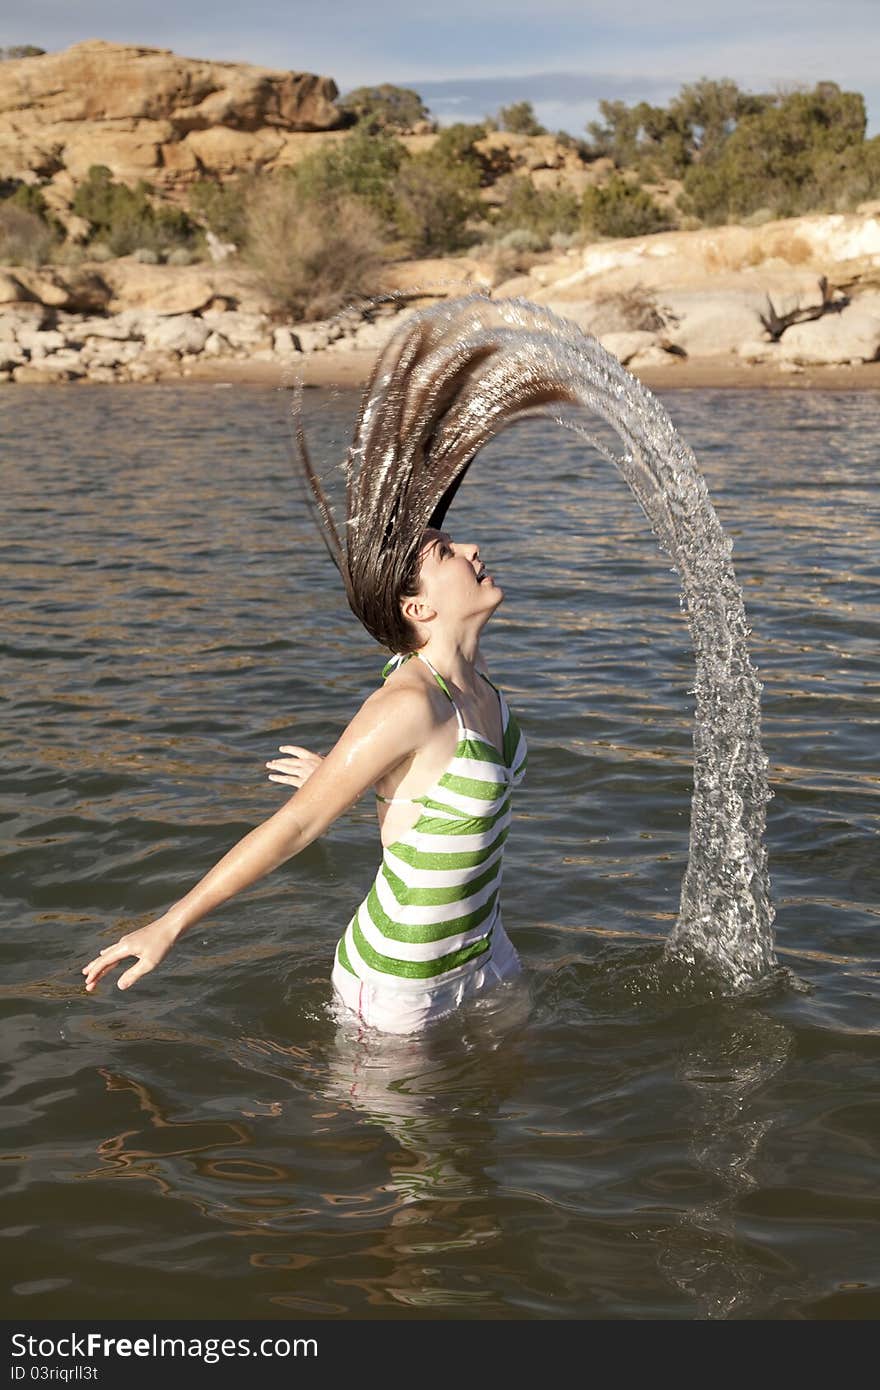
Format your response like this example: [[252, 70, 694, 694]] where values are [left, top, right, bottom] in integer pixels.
[[334, 651, 528, 989]]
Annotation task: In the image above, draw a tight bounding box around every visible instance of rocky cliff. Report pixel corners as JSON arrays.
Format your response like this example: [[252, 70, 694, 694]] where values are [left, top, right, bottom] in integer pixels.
[[0, 39, 346, 208]]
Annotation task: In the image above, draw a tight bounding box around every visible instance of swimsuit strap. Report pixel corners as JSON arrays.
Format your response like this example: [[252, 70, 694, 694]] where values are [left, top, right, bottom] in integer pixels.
[[415, 653, 466, 735], [375, 651, 466, 804]]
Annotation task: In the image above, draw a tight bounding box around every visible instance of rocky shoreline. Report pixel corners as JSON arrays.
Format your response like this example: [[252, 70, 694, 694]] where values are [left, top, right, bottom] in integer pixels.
[[3, 207, 880, 390]]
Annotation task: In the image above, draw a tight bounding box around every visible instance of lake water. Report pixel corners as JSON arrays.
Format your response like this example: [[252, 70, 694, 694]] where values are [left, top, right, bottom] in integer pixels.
[[2, 382, 878, 1321]]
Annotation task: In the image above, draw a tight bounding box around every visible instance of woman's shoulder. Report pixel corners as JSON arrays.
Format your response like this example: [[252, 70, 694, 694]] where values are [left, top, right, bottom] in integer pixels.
[[358, 657, 447, 734]]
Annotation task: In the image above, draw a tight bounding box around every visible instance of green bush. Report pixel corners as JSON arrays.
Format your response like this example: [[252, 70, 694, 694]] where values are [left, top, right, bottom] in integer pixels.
[[291, 127, 404, 229], [0, 45, 45, 60], [393, 152, 482, 254], [581, 175, 674, 238], [430, 123, 488, 180], [338, 83, 432, 132], [493, 175, 581, 246], [497, 101, 546, 136], [243, 184, 388, 319], [188, 177, 253, 245], [72, 165, 202, 257]]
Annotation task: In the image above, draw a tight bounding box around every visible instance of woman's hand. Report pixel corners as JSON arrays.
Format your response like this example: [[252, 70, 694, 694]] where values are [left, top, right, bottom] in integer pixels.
[[81, 916, 180, 993], [265, 745, 323, 789]]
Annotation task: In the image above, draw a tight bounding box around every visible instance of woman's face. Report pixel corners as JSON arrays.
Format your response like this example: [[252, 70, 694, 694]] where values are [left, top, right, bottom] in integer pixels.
[[413, 527, 504, 625]]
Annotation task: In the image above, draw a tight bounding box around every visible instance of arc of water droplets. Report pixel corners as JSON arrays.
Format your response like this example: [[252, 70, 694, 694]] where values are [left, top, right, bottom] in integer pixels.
[[473, 300, 777, 985]]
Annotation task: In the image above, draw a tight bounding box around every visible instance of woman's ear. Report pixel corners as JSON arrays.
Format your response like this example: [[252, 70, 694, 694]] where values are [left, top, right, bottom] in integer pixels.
[[401, 594, 436, 626]]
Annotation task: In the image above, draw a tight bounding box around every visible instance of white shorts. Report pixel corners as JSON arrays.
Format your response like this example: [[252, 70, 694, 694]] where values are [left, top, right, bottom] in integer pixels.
[[330, 921, 523, 1036]]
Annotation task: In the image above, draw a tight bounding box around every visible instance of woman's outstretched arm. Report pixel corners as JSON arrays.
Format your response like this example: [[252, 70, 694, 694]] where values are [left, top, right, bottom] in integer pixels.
[[81, 683, 433, 994]]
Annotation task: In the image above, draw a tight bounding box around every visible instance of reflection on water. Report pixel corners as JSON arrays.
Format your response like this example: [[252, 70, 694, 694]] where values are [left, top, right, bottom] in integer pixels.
[[2, 384, 879, 1319], [75, 981, 532, 1313], [657, 1008, 796, 1320]]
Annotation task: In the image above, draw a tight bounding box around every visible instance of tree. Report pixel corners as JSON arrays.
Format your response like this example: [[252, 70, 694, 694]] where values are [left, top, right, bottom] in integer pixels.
[[338, 83, 433, 132], [581, 175, 673, 238], [0, 45, 46, 60], [679, 82, 872, 222], [497, 101, 546, 136]]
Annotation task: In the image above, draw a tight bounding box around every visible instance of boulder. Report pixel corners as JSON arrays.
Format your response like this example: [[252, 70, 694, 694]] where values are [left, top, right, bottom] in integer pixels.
[[661, 292, 770, 357], [597, 330, 660, 365], [81, 338, 141, 368], [345, 316, 402, 351], [201, 309, 271, 349], [202, 331, 231, 356], [13, 361, 77, 383], [16, 327, 67, 357], [273, 326, 301, 355], [629, 344, 682, 368], [55, 311, 141, 340], [101, 261, 217, 315], [123, 349, 179, 382], [0, 270, 35, 305], [12, 266, 112, 312], [736, 339, 777, 364], [292, 322, 332, 353], [142, 313, 210, 354], [777, 302, 880, 364], [36, 349, 87, 375], [0, 345, 26, 370], [0, 303, 50, 333]]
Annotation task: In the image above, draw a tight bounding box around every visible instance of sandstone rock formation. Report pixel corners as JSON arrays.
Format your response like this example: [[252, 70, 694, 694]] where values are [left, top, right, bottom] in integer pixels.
[[0, 39, 345, 196]]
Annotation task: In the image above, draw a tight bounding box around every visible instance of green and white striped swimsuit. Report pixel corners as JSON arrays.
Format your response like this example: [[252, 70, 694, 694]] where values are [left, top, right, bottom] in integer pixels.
[[330, 651, 528, 1034]]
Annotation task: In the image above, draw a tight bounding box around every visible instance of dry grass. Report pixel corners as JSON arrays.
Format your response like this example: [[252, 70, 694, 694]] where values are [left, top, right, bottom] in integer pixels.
[[0, 203, 56, 266], [587, 282, 677, 333], [243, 184, 389, 320]]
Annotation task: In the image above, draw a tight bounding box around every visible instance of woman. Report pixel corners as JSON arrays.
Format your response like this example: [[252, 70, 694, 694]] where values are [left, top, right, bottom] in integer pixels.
[[81, 524, 528, 1033], [82, 293, 579, 1029]]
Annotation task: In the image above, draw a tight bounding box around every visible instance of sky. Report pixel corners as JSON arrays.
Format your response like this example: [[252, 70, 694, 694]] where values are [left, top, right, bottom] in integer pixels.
[[6, 1, 880, 139]]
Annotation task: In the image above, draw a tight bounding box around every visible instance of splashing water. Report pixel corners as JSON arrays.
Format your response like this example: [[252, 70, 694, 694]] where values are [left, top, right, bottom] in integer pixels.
[[291, 293, 777, 989]]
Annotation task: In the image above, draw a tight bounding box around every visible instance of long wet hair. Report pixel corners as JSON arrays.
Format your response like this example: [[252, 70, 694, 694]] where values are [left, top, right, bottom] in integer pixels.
[[291, 292, 581, 652]]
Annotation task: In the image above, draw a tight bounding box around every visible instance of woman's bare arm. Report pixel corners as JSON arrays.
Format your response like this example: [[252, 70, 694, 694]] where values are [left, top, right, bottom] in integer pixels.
[[81, 683, 434, 993]]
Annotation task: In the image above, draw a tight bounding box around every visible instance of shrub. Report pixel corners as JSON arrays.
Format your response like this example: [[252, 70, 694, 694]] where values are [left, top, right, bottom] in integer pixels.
[[188, 177, 253, 245], [0, 45, 46, 60], [0, 201, 58, 264], [338, 84, 432, 132], [498, 101, 546, 136], [493, 175, 581, 246], [587, 283, 675, 333], [430, 123, 488, 180], [393, 151, 482, 254], [581, 175, 673, 237], [72, 165, 202, 256], [497, 228, 543, 252], [292, 127, 404, 229], [243, 184, 388, 319]]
